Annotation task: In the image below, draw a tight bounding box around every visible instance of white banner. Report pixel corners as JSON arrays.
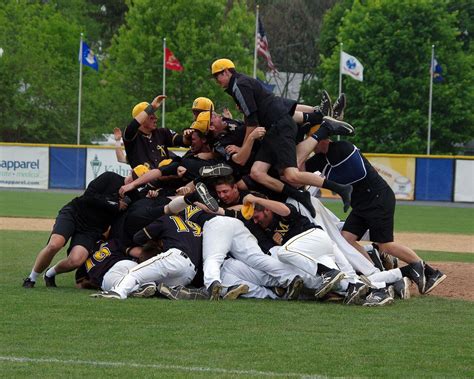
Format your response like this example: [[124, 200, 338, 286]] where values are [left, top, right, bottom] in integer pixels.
[[340, 51, 364, 81], [454, 160, 474, 202], [0, 146, 49, 189], [86, 148, 131, 186]]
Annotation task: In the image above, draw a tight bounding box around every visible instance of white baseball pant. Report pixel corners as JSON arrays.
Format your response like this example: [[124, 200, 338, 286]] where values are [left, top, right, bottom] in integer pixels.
[[111, 248, 196, 299], [101, 260, 138, 291], [202, 217, 302, 289]]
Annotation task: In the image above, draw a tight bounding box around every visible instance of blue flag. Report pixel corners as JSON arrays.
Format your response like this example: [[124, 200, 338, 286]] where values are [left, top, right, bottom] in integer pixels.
[[431, 58, 443, 83], [80, 41, 99, 71]]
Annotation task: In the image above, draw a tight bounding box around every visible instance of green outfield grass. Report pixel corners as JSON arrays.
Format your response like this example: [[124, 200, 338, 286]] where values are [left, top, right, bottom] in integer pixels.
[[1, 190, 473, 234], [1, 230, 473, 377]]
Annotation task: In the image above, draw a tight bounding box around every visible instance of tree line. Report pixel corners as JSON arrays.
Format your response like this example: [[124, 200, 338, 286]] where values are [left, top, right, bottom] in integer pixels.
[[0, 0, 472, 154]]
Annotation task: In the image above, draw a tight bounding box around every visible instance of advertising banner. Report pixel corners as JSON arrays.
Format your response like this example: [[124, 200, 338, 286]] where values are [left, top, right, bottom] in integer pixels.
[[86, 148, 131, 186], [368, 156, 416, 200], [0, 146, 49, 189], [319, 156, 416, 200], [454, 160, 474, 202]]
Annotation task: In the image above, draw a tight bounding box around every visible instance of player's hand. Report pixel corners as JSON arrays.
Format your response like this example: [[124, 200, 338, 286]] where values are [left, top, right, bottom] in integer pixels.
[[176, 186, 192, 196], [250, 127, 266, 140], [222, 107, 232, 118], [177, 166, 187, 177], [242, 193, 256, 205], [113, 127, 122, 141], [146, 190, 160, 198], [225, 145, 240, 154], [119, 183, 135, 197], [118, 199, 129, 211], [151, 95, 167, 109]]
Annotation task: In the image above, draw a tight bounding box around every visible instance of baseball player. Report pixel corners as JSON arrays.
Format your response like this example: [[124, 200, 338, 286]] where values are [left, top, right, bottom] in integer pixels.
[[124, 95, 189, 169], [244, 193, 398, 306], [211, 58, 355, 214], [92, 208, 204, 300], [22, 171, 134, 289], [305, 139, 447, 294]]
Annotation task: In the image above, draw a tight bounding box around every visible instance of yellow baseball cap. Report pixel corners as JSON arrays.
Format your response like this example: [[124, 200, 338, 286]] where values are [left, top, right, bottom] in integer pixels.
[[132, 164, 150, 180], [190, 111, 211, 134], [211, 58, 235, 75], [192, 97, 214, 112], [132, 102, 149, 118], [241, 202, 255, 220]]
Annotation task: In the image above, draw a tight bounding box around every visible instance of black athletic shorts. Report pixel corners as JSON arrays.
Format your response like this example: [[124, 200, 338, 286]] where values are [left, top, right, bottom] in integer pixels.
[[51, 204, 104, 254], [342, 186, 396, 243], [255, 114, 297, 171]]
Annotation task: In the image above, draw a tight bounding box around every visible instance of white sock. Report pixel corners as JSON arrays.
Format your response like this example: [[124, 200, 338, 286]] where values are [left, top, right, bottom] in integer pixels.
[[29, 270, 41, 281], [166, 197, 188, 214], [45, 267, 57, 277]]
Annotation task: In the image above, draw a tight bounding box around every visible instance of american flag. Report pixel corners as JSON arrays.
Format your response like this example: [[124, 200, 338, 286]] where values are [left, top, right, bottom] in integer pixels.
[[257, 17, 277, 72]]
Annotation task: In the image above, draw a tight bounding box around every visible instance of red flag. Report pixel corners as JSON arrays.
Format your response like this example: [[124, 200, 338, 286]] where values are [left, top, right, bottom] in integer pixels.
[[257, 17, 277, 72], [165, 48, 183, 71]]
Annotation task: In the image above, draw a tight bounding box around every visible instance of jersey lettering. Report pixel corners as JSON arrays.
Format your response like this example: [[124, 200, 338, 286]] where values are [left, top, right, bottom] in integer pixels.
[[85, 243, 112, 272], [170, 214, 203, 237]]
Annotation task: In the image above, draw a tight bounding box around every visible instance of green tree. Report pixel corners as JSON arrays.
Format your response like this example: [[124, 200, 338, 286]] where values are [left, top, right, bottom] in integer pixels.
[[92, 0, 256, 136], [302, 0, 473, 154]]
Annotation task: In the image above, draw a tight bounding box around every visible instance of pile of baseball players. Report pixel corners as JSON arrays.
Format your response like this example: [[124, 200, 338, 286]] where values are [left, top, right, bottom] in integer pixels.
[[22, 58, 447, 306]]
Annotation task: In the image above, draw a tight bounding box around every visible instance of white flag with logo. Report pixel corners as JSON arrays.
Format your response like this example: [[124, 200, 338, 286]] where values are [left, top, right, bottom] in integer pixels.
[[340, 51, 363, 81]]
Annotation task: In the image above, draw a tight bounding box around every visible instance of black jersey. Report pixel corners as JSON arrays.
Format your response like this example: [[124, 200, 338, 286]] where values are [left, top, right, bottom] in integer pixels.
[[261, 204, 319, 246], [69, 171, 125, 231], [305, 140, 388, 207], [225, 72, 296, 128], [75, 239, 132, 289], [123, 119, 184, 169], [133, 207, 203, 269]]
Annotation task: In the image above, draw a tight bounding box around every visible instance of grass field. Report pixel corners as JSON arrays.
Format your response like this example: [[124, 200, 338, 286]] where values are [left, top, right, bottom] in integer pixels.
[[0, 190, 473, 377]]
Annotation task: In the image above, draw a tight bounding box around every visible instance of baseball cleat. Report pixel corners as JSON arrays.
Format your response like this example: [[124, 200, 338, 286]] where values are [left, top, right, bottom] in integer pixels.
[[157, 284, 210, 300], [363, 287, 394, 307], [223, 284, 249, 300], [423, 270, 447, 294], [366, 244, 384, 271], [343, 282, 370, 305], [320, 116, 355, 137], [314, 269, 345, 299], [407, 261, 426, 294], [332, 93, 346, 121], [90, 290, 123, 300], [392, 277, 411, 300], [22, 277, 35, 288], [287, 275, 304, 301], [208, 281, 223, 301], [195, 182, 219, 212], [199, 163, 233, 178], [44, 271, 57, 288], [314, 90, 333, 117], [129, 283, 157, 298]]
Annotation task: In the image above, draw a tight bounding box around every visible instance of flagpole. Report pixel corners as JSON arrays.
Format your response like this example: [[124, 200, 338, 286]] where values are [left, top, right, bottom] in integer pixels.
[[338, 42, 343, 97], [253, 5, 259, 79], [77, 33, 83, 145], [427, 45, 435, 155], [162, 38, 166, 129]]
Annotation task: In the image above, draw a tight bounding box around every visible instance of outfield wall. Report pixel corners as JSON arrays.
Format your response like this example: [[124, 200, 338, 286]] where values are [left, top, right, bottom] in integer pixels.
[[1, 143, 473, 202]]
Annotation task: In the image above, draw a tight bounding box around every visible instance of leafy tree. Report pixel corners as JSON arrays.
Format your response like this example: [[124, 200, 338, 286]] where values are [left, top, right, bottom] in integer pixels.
[[302, 0, 473, 154], [92, 0, 255, 136], [0, 1, 93, 143]]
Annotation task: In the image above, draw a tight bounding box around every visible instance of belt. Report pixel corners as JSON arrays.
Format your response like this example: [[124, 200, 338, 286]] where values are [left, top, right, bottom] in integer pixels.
[[180, 251, 197, 272]]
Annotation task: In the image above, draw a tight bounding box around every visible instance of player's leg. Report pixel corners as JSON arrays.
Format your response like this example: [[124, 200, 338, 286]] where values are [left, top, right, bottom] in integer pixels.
[[101, 260, 138, 291], [111, 248, 195, 299], [23, 205, 76, 288], [202, 217, 233, 289]]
